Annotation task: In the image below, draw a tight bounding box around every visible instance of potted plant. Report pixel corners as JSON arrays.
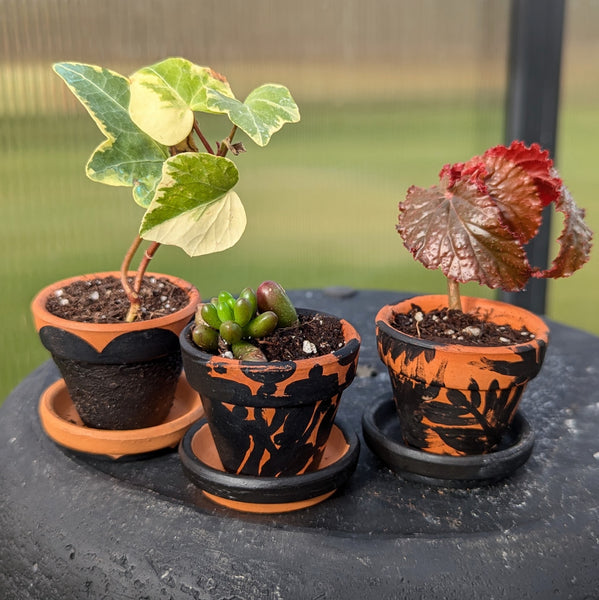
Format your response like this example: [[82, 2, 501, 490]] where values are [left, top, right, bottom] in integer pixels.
[[32, 58, 300, 441], [178, 280, 361, 511], [372, 141, 593, 462]]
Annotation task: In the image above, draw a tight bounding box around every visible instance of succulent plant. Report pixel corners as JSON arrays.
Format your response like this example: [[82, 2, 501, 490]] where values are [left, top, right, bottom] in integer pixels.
[[397, 141, 593, 311], [192, 280, 299, 361]]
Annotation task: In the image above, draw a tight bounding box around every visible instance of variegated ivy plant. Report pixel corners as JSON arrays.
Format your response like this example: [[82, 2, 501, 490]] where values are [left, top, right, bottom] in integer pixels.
[[397, 141, 593, 312], [54, 58, 300, 321]]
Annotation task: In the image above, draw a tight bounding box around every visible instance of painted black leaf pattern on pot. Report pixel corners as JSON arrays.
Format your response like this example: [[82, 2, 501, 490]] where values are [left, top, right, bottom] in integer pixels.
[[430, 378, 525, 453], [424, 400, 480, 426]]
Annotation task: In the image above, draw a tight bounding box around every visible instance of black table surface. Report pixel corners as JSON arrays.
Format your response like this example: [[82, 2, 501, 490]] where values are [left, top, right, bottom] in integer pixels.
[[1, 289, 598, 599]]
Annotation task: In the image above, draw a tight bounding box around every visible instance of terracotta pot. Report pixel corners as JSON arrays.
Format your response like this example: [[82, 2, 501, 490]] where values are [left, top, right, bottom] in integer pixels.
[[180, 309, 361, 477], [39, 375, 204, 459], [178, 417, 360, 513], [376, 295, 549, 456], [31, 272, 200, 430]]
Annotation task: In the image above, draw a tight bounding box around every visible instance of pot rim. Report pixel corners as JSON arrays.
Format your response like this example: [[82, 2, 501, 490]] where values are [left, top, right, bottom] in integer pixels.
[[376, 294, 550, 355], [31, 271, 200, 334], [180, 307, 361, 369], [31, 271, 200, 353]]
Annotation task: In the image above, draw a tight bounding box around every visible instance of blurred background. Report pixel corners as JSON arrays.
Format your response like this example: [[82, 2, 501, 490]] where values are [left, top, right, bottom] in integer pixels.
[[1, 0, 597, 402]]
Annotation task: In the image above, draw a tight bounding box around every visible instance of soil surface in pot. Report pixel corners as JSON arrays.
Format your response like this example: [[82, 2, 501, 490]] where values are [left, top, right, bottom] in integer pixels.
[[203, 313, 345, 362], [391, 303, 535, 347], [45, 276, 190, 323], [254, 313, 345, 361]]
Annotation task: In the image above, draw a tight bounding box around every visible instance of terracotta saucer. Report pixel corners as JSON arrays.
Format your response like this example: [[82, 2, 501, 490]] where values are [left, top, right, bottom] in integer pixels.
[[179, 418, 360, 513], [362, 395, 535, 488], [39, 375, 204, 459]]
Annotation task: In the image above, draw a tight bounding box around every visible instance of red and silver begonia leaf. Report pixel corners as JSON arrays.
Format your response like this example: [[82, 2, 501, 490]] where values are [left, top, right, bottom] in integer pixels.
[[483, 141, 562, 207], [398, 177, 532, 291], [533, 185, 593, 279], [398, 141, 592, 292], [482, 153, 543, 245]]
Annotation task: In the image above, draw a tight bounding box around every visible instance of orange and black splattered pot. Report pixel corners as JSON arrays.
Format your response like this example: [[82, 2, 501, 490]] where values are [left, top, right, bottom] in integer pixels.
[[376, 296, 549, 457], [181, 309, 361, 477]]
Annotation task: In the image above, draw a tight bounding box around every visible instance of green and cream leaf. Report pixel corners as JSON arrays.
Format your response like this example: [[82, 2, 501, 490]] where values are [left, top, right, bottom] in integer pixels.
[[53, 62, 168, 207], [139, 153, 246, 256], [129, 57, 235, 146], [207, 84, 300, 146]]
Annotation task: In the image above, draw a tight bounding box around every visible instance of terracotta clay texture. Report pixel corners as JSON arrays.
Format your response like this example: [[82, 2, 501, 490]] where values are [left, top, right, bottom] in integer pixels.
[[39, 375, 204, 458], [376, 295, 549, 456], [180, 309, 361, 477], [31, 272, 200, 430]]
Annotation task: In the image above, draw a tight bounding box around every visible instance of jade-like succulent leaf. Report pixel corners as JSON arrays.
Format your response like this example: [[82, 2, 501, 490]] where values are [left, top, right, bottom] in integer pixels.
[[398, 178, 532, 291], [533, 185, 593, 279], [129, 58, 235, 146], [207, 84, 300, 146], [139, 153, 246, 256], [53, 62, 168, 207]]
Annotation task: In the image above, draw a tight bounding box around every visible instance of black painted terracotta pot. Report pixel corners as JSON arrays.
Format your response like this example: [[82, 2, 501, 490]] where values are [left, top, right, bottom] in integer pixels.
[[376, 295, 549, 456], [31, 272, 200, 430], [180, 309, 361, 477]]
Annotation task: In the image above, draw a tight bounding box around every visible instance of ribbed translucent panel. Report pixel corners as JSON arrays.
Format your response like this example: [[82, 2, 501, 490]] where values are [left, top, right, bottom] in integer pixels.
[[2, 1, 597, 402]]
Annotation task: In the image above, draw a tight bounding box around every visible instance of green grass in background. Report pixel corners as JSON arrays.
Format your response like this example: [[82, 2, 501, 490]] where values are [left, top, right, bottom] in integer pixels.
[[1, 98, 597, 402]]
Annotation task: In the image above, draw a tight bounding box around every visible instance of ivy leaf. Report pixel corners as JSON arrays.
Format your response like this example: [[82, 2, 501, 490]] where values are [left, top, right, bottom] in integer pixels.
[[129, 58, 235, 146], [207, 84, 300, 146], [139, 153, 246, 257], [533, 185, 593, 279], [53, 62, 169, 207], [398, 177, 532, 290]]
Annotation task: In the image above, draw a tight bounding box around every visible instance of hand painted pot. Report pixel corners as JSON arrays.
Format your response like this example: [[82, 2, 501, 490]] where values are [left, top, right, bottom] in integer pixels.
[[376, 295, 549, 456], [31, 272, 200, 430], [180, 309, 361, 477]]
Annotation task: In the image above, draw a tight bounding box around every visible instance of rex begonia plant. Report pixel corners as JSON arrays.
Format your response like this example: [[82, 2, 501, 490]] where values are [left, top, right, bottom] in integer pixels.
[[53, 58, 300, 321], [397, 141, 593, 311]]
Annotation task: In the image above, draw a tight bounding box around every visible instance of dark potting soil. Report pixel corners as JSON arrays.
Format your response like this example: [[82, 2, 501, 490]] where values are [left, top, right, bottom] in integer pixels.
[[45, 276, 190, 323], [391, 304, 536, 347], [254, 313, 345, 361]]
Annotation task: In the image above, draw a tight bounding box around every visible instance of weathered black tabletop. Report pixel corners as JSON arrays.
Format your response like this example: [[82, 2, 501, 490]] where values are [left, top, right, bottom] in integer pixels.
[[1, 289, 598, 599]]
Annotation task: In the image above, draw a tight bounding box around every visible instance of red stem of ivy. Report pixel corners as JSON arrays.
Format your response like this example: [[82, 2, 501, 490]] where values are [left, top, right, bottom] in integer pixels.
[[120, 121, 238, 322], [121, 235, 143, 322], [193, 121, 214, 154]]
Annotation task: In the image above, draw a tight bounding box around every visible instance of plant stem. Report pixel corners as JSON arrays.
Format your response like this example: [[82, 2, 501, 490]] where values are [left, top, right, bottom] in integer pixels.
[[120, 121, 236, 322], [217, 125, 238, 157], [121, 235, 143, 322], [120, 236, 163, 322], [447, 278, 463, 312], [193, 120, 214, 154], [132, 241, 161, 294]]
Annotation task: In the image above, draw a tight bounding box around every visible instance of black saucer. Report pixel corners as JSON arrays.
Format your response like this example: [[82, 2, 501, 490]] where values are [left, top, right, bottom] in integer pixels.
[[362, 395, 535, 488], [179, 418, 360, 513]]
